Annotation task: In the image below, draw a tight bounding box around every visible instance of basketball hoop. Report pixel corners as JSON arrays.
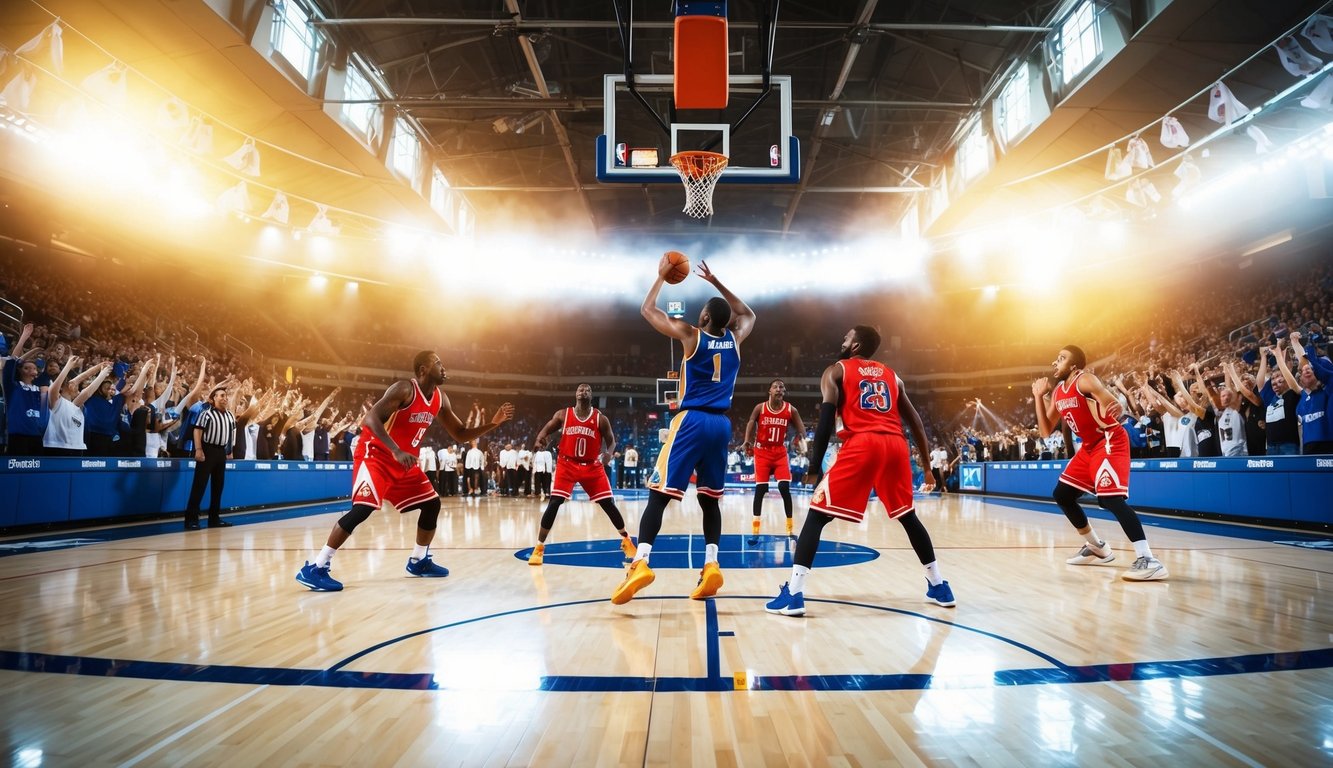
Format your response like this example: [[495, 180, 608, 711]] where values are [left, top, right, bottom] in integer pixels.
[[670, 151, 728, 219]]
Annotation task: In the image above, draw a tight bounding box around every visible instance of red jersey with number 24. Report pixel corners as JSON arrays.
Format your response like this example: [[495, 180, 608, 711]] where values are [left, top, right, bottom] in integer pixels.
[[558, 406, 601, 464], [837, 359, 904, 440], [364, 379, 439, 452]]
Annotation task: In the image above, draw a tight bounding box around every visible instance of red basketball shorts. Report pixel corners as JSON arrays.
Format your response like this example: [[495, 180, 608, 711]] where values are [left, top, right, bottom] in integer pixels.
[[1059, 429, 1130, 497], [351, 440, 439, 511], [551, 457, 614, 502], [752, 444, 791, 483], [809, 432, 913, 522]]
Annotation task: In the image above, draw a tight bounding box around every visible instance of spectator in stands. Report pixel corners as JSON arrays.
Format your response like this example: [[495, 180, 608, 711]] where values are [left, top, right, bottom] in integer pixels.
[[1259, 342, 1304, 455], [1224, 360, 1267, 456], [1282, 332, 1332, 455], [532, 442, 552, 498], [43, 357, 112, 456], [1171, 367, 1220, 457], [499, 442, 518, 496], [4, 323, 49, 455]]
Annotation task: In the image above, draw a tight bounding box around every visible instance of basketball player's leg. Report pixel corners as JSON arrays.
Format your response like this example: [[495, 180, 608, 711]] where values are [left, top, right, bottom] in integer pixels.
[[1093, 445, 1166, 580], [772, 455, 795, 535], [686, 412, 730, 599], [577, 462, 636, 556], [878, 437, 954, 607], [1056, 449, 1117, 566], [751, 447, 775, 536]]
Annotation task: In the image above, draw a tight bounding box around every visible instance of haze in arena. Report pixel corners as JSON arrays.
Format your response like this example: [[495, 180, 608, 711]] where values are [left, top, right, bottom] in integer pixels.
[[2, 1, 1332, 766]]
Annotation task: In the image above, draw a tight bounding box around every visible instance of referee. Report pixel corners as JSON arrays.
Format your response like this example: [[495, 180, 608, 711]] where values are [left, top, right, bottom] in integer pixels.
[[184, 386, 236, 530]]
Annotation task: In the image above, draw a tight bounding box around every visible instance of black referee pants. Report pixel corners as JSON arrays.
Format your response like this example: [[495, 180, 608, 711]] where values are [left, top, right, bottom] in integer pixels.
[[186, 445, 228, 524]]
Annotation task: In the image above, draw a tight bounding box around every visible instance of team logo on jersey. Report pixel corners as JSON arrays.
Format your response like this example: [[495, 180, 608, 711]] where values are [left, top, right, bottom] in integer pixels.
[[354, 480, 375, 500], [648, 469, 661, 486], [1095, 462, 1121, 490]]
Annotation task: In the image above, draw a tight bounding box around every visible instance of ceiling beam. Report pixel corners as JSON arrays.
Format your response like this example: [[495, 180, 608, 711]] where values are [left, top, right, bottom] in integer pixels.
[[782, 0, 879, 235], [315, 18, 1049, 33]]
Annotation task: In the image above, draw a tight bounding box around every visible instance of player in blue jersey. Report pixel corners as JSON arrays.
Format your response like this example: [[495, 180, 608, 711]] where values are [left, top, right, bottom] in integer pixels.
[[612, 259, 755, 605]]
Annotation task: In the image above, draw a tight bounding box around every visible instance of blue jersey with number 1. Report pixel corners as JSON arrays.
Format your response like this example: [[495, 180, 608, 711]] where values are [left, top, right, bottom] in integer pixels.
[[679, 328, 740, 411]]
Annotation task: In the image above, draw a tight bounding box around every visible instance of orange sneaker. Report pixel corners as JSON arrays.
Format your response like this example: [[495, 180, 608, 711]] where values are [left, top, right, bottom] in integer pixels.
[[689, 562, 724, 600], [620, 536, 636, 559], [751, 518, 761, 535], [611, 560, 655, 605], [528, 543, 544, 566]]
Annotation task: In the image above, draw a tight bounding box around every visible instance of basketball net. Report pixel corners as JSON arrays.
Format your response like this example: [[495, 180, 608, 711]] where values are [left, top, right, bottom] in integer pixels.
[[670, 151, 728, 219]]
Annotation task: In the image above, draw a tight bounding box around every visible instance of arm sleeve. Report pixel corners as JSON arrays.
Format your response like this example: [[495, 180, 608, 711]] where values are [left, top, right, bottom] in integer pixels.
[[809, 402, 837, 480]]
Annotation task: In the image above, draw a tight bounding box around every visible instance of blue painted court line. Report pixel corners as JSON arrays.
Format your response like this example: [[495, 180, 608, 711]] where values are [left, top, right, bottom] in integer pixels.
[[705, 599, 721, 683], [979, 496, 1333, 546], [515, 534, 878, 570]]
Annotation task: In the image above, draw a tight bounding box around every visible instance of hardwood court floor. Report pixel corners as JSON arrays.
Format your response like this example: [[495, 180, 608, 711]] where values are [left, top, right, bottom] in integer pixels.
[[1, 490, 1330, 766]]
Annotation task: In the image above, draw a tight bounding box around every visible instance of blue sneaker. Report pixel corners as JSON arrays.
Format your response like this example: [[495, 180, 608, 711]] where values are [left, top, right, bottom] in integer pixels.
[[295, 561, 343, 592], [925, 579, 955, 607], [765, 582, 806, 616], [406, 554, 449, 577]]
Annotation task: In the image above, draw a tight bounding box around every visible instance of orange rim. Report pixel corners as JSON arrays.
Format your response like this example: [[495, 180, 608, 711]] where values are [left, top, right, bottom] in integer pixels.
[[670, 151, 729, 180]]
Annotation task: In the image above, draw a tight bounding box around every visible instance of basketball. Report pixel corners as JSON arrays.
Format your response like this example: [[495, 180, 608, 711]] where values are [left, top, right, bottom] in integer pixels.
[[661, 250, 690, 284]]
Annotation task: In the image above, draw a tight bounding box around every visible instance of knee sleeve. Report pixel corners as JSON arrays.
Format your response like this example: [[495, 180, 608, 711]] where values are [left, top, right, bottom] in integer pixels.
[[1097, 495, 1147, 542], [777, 481, 792, 516], [597, 498, 626, 531], [414, 497, 442, 531], [753, 484, 768, 516], [1053, 482, 1089, 530], [698, 494, 722, 544], [540, 497, 565, 531], [637, 491, 671, 545], [793, 511, 833, 568], [898, 511, 936, 565], [337, 503, 376, 534]]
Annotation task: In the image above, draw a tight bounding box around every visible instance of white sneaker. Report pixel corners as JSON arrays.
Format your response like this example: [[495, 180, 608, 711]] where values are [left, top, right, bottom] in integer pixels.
[[1122, 556, 1168, 581], [1066, 541, 1115, 565]]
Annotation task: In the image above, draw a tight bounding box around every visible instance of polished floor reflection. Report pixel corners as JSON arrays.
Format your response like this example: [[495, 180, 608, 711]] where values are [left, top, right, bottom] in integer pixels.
[[1, 490, 1330, 766]]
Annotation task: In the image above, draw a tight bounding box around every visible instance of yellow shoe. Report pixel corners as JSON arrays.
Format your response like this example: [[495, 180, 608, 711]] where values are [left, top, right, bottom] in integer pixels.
[[785, 519, 794, 536], [690, 562, 724, 600], [620, 535, 636, 559], [612, 560, 655, 605], [751, 519, 761, 535], [528, 544, 544, 566]]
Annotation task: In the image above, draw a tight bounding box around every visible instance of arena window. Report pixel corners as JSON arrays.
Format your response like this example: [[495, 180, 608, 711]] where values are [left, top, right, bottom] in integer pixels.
[[391, 118, 421, 187], [996, 65, 1031, 145], [341, 60, 380, 141], [1055, 0, 1101, 87], [270, 0, 319, 81], [957, 119, 990, 182]]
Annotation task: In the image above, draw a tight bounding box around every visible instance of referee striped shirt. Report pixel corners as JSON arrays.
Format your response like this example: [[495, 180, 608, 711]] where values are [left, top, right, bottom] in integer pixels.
[[195, 407, 237, 449]]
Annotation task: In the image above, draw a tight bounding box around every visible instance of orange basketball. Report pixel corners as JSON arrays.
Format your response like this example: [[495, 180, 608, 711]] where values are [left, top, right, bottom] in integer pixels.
[[661, 250, 690, 284]]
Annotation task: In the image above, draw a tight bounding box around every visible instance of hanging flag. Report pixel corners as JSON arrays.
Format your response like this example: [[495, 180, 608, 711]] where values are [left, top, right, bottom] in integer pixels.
[[156, 97, 190, 139], [1303, 14, 1333, 55], [217, 181, 250, 213], [1246, 125, 1274, 154], [1172, 154, 1201, 199], [1125, 178, 1161, 207], [1126, 136, 1154, 169], [262, 191, 290, 224], [1160, 116, 1190, 149], [1104, 145, 1132, 181], [1276, 36, 1323, 77], [1301, 74, 1333, 110], [15, 21, 63, 75], [183, 115, 214, 154], [0, 60, 36, 111], [1207, 82, 1249, 125], [307, 204, 340, 236], [80, 62, 128, 109], [223, 138, 261, 176]]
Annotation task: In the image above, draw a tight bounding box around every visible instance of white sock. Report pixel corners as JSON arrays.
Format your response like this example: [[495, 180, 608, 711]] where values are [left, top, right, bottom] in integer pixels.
[[705, 543, 719, 563], [790, 564, 811, 595], [924, 561, 943, 587], [1082, 529, 1105, 549], [314, 546, 336, 568], [411, 544, 428, 560], [635, 542, 652, 563], [1132, 540, 1153, 559]]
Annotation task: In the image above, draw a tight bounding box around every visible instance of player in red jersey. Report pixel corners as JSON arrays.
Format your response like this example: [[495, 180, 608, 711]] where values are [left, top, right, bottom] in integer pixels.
[[526, 383, 635, 565], [766, 326, 951, 617], [1033, 345, 1167, 581], [742, 379, 807, 539], [295, 351, 514, 591]]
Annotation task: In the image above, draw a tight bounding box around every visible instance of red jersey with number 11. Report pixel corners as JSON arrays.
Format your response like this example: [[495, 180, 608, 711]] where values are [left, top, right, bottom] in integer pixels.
[[755, 401, 794, 448], [365, 379, 439, 452], [558, 406, 601, 464], [837, 358, 904, 440]]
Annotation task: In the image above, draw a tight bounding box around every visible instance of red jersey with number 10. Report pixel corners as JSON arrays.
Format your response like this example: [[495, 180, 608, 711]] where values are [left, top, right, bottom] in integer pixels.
[[837, 358, 904, 440], [558, 406, 601, 464], [1052, 370, 1120, 444], [755, 401, 794, 448], [365, 379, 439, 452]]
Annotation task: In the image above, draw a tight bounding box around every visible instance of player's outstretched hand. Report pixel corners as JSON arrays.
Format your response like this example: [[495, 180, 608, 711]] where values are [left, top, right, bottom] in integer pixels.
[[920, 472, 936, 493], [492, 402, 515, 425], [695, 259, 715, 283]]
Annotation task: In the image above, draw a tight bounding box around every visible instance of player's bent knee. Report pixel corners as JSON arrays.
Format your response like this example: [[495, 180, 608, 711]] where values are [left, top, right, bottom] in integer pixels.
[[337, 504, 376, 534], [415, 498, 442, 531]]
